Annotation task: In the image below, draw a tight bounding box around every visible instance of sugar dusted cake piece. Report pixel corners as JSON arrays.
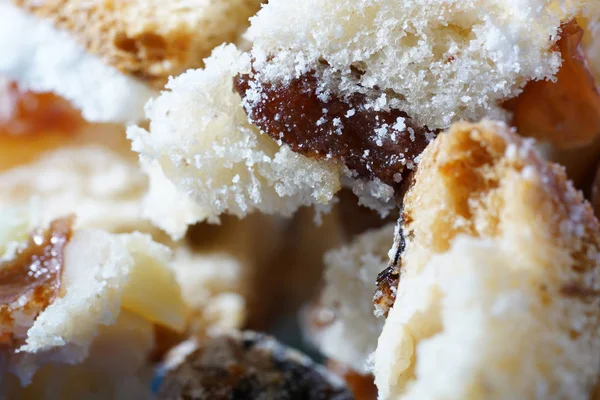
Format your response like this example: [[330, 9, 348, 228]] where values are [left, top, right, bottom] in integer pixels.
[[131, 0, 600, 228], [373, 120, 600, 399], [128, 44, 342, 223], [0, 205, 186, 388]]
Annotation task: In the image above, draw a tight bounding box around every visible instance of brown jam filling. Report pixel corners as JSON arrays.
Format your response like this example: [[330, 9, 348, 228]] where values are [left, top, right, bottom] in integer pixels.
[[0, 217, 74, 344], [235, 72, 434, 188], [505, 20, 600, 149]]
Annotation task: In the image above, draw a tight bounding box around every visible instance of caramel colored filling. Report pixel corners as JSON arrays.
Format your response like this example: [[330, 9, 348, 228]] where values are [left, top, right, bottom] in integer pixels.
[[505, 20, 600, 149], [0, 217, 74, 344], [328, 361, 378, 400], [235, 72, 433, 188], [0, 81, 85, 171]]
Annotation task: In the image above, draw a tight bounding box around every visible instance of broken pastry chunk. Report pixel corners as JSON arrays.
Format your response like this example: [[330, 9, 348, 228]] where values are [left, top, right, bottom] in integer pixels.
[[373, 120, 600, 400], [0, 204, 187, 393], [305, 224, 393, 374], [0, 216, 73, 346], [0, 0, 263, 122], [158, 331, 353, 400], [239, 0, 596, 136], [0, 82, 204, 240], [128, 44, 342, 223], [132, 0, 600, 228]]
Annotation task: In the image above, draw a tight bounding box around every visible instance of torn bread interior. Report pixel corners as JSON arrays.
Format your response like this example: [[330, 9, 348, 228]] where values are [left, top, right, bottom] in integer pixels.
[[0, 0, 263, 123], [0, 204, 186, 392], [373, 120, 600, 399], [128, 44, 343, 224], [130, 0, 600, 232]]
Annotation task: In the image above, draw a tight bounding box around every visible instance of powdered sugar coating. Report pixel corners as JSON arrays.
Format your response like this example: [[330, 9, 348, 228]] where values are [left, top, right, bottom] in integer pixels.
[[128, 44, 342, 222], [245, 0, 588, 129]]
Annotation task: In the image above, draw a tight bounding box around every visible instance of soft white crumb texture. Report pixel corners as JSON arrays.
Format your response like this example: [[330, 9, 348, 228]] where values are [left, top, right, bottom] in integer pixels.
[[0, 146, 150, 233], [375, 236, 600, 400], [246, 0, 589, 129], [128, 44, 342, 221], [140, 161, 209, 240], [0, 1, 155, 123], [373, 120, 600, 399], [310, 224, 393, 374]]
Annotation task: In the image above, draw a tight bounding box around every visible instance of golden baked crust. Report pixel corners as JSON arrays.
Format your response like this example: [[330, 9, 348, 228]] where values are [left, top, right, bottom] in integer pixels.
[[402, 119, 600, 271], [13, 0, 262, 88]]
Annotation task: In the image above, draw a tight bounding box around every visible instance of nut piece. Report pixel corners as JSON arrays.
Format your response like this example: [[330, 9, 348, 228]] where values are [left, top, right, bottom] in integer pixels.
[[158, 331, 353, 400]]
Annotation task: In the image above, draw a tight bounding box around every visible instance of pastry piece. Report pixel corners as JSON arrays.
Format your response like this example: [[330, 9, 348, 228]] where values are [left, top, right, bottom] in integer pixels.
[[132, 0, 599, 227], [0, 205, 186, 389], [242, 0, 590, 129], [128, 44, 342, 223], [0, 80, 205, 239], [305, 224, 393, 374], [237, 0, 599, 160], [0, 0, 262, 122], [158, 331, 353, 399], [373, 120, 600, 399]]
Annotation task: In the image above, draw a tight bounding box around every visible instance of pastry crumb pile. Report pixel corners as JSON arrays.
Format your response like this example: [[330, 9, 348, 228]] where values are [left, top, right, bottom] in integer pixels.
[[0, 0, 599, 399]]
